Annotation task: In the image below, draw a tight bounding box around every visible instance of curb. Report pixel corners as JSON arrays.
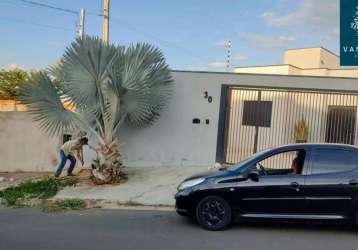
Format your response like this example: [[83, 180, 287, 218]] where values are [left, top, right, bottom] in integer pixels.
[[104, 204, 175, 212], [54, 199, 175, 212]]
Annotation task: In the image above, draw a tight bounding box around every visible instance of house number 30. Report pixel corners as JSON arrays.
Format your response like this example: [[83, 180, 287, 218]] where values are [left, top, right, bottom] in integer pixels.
[[204, 91, 213, 103]]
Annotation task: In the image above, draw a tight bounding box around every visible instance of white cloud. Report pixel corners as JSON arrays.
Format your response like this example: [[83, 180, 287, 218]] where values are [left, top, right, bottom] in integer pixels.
[[239, 32, 296, 50], [233, 53, 248, 61], [260, 0, 339, 38], [208, 61, 227, 68], [4, 63, 24, 71]]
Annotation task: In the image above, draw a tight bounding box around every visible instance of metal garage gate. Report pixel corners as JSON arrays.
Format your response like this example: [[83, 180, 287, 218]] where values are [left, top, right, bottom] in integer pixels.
[[223, 87, 358, 164]]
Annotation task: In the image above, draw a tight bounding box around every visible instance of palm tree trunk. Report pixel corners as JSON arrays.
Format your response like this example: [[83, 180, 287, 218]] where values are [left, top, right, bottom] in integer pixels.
[[91, 142, 124, 184]]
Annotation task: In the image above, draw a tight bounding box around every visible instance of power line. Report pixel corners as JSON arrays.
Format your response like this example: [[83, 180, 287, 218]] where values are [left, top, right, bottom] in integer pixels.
[[0, 17, 76, 32], [1, 0, 100, 16], [86, 13, 215, 65], [18, 0, 78, 15], [110, 17, 213, 63], [1, 0, 215, 64], [0, 0, 99, 34]]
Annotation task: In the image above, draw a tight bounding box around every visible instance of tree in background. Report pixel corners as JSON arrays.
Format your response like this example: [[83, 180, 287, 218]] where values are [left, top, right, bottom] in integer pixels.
[[18, 36, 173, 184], [0, 69, 28, 99]]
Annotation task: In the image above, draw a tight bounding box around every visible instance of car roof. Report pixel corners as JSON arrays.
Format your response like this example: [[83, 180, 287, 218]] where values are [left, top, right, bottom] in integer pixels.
[[270, 143, 358, 151]]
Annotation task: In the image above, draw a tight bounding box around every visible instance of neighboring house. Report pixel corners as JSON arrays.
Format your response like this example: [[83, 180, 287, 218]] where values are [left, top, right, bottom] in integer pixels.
[[2, 57, 358, 171], [234, 47, 358, 78]]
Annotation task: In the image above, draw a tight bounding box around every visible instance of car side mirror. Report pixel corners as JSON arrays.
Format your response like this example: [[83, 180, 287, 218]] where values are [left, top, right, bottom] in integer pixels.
[[248, 170, 260, 182]]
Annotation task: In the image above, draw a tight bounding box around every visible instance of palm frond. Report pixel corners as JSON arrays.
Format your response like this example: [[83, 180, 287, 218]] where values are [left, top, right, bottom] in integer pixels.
[[20, 38, 173, 142], [57, 36, 118, 112], [17, 72, 77, 137], [108, 43, 173, 127]]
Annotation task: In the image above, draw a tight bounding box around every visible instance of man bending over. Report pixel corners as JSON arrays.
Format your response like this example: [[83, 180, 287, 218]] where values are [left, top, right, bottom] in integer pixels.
[[54, 136, 88, 177]]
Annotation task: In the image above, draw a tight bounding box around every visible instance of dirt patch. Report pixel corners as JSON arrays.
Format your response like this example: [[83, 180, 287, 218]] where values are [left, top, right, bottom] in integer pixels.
[[76, 169, 128, 186]]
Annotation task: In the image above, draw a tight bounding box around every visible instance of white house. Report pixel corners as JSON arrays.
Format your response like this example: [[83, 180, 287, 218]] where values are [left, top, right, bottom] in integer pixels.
[[1, 70, 358, 172]]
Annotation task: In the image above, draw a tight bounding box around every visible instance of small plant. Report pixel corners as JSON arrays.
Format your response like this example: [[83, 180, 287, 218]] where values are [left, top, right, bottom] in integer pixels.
[[39, 199, 86, 213], [0, 177, 78, 206], [294, 115, 309, 143]]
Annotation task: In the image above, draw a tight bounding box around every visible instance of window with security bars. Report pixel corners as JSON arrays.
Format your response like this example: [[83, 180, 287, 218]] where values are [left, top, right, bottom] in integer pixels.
[[242, 101, 272, 127], [325, 106, 356, 145]]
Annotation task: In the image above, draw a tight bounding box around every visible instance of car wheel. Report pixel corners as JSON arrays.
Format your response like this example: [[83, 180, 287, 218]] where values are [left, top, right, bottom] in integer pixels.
[[196, 196, 232, 231]]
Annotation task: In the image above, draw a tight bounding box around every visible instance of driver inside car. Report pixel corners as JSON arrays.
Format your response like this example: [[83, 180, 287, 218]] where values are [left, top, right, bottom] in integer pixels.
[[291, 150, 305, 174]]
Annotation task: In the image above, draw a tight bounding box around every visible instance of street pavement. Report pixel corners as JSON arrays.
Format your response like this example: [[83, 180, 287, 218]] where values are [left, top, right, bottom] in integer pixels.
[[0, 208, 358, 250]]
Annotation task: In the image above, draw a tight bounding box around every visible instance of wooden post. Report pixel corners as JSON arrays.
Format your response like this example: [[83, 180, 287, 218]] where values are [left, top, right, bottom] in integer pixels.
[[102, 0, 110, 45], [79, 8, 85, 40]]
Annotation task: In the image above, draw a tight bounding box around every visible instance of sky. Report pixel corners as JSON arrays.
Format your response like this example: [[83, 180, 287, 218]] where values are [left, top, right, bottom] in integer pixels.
[[0, 0, 340, 71]]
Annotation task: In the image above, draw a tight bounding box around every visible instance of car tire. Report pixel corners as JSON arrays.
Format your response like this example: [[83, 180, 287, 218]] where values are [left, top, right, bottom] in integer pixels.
[[196, 196, 232, 231]]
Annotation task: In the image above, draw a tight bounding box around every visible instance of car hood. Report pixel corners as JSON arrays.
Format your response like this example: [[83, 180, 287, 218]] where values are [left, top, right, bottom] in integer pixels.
[[183, 169, 231, 182]]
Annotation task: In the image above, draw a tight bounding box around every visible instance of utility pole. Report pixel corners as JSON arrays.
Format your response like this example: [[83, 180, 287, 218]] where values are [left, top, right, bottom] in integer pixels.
[[79, 8, 85, 40], [226, 40, 231, 71], [102, 0, 110, 45]]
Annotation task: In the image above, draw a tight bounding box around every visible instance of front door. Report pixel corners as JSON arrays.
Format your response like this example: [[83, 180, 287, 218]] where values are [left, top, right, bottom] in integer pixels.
[[237, 149, 308, 214], [305, 147, 358, 215]]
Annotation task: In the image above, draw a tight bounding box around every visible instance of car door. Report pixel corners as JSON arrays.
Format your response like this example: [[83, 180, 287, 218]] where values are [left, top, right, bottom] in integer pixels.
[[304, 147, 358, 216], [236, 149, 309, 215]]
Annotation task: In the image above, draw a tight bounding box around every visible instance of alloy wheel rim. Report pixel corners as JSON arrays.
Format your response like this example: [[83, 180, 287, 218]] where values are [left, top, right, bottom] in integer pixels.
[[200, 200, 226, 226]]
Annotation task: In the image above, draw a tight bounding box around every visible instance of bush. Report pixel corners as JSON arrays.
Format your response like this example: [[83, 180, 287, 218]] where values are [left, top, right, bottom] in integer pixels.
[[0, 69, 28, 99]]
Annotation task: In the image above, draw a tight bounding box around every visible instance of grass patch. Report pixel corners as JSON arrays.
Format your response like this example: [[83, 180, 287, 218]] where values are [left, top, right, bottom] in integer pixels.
[[39, 199, 86, 213], [0, 177, 78, 207]]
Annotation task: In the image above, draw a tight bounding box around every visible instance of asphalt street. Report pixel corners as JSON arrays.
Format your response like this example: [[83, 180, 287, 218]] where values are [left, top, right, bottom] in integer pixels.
[[0, 208, 358, 250]]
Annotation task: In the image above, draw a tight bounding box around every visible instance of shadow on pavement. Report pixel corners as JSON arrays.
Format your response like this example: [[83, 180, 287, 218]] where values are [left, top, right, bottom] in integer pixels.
[[177, 215, 357, 234]]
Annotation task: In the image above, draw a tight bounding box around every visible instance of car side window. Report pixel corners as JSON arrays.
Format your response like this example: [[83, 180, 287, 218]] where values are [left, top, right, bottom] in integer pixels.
[[257, 149, 306, 175], [310, 148, 358, 175]]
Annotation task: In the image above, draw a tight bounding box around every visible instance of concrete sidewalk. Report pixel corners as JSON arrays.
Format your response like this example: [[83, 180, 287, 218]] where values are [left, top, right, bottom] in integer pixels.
[[55, 166, 208, 206]]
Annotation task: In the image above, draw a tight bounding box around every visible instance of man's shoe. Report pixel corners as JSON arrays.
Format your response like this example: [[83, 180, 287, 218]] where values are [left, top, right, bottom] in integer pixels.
[[67, 173, 75, 177]]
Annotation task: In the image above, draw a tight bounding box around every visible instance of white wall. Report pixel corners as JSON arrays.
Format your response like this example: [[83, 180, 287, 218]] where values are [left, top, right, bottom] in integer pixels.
[[0, 112, 60, 172], [119, 71, 222, 167]]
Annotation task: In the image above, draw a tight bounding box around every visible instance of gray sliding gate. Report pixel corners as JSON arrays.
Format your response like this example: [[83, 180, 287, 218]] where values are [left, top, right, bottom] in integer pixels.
[[223, 87, 358, 164]]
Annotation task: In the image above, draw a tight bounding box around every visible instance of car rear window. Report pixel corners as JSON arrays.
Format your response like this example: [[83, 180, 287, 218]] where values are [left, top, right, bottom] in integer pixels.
[[311, 148, 358, 174]]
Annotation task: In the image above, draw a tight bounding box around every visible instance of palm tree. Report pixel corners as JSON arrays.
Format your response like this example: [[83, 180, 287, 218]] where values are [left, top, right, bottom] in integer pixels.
[[18, 36, 173, 184]]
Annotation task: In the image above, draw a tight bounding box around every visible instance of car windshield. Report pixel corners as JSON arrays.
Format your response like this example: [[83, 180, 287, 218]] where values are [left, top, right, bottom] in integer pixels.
[[226, 148, 272, 173]]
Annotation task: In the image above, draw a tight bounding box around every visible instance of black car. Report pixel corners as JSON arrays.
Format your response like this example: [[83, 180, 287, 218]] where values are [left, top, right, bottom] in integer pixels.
[[175, 143, 358, 230]]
